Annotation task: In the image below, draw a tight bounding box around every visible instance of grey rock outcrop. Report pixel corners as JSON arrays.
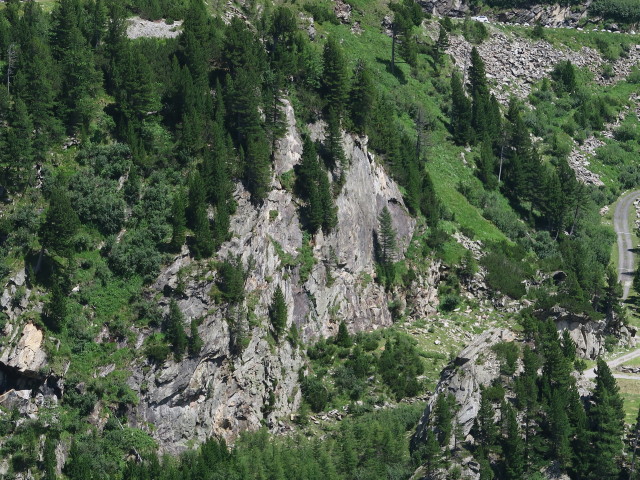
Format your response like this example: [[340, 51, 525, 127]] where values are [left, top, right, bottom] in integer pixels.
[[131, 101, 417, 452], [0, 323, 47, 377], [420, 0, 590, 27], [126, 17, 183, 40], [412, 328, 516, 450], [548, 306, 606, 359]]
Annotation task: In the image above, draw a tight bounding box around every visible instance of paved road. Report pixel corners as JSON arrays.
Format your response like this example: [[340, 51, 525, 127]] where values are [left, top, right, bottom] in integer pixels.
[[614, 190, 640, 299], [581, 191, 640, 379], [584, 347, 640, 379]]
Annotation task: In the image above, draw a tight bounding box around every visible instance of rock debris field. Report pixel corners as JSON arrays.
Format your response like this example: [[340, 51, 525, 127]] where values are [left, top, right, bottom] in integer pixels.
[[445, 29, 640, 104], [126, 16, 183, 40]]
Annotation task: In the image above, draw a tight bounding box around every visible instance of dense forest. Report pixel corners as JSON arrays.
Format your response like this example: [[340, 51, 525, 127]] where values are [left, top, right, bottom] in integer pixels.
[[0, 0, 639, 477]]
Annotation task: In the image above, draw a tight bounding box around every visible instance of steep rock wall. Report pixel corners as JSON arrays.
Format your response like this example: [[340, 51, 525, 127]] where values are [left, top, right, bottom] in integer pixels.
[[129, 102, 416, 452]]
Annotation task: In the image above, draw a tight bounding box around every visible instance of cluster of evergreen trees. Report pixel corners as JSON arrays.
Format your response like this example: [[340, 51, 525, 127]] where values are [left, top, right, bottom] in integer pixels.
[[449, 51, 617, 317], [416, 314, 628, 480]]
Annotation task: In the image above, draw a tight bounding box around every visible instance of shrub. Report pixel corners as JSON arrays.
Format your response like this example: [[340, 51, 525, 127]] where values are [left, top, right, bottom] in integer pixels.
[[462, 19, 488, 44], [108, 228, 163, 282], [480, 244, 531, 299], [301, 374, 329, 412], [439, 294, 460, 312], [302, 4, 339, 24], [68, 171, 126, 235], [76, 143, 132, 180]]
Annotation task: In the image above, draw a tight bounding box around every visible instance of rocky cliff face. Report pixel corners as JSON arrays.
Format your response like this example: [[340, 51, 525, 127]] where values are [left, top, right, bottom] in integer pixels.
[[126, 101, 416, 452]]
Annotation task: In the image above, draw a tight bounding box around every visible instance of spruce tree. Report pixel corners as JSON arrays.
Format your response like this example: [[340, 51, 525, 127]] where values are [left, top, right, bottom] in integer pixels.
[[188, 319, 203, 356], [476, 137, 497, 190], [336, 320, 351, 348], [473, 388, 498, 453], [450, 71, 472, 146], [4, 99, 34, 186], [43, 436, 57, 480], [264, 71, 287, 153], [377, 206, 397, 268], [420, 172, 441, 228], [39, 186, 80, 260], [192, 203, 214, 259], [422, 430, 443, 475], [467, 48, 493, 142], [297, 136, 337, 233], [45, 277, 67, 332], [244, 133, 272, 205], [322, 36, 349, 116], [349, 60, 376, 135], [502, 401, 525, 480], [434, 25, 449, 64], [588, 358, 625, 480], [601, 265, 623, 323], [326, 108, 347, 172], [187, 171, 207, 229], [269, 285, 287, 341], [170, 189, 187, 252], [165, 300, 188, 361], [433, 393, 454, 448]]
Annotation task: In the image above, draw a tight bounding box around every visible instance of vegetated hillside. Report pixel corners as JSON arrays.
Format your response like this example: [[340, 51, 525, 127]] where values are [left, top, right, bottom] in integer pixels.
[[0, 0, 639, 477]]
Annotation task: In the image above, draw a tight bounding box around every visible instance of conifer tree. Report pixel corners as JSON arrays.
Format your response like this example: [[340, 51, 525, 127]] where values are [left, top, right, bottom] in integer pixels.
[[420, 172, 441, 228], [264, 71, 287, 153], [188, 319, 203, 356], [450, 71, 472, 145], [45, 276, 68, 332], [588, 358, 624, 480], [336, 320, 351, 348], [434, 25, 449, 64], [43, 436, 57, 480], [476, 137, 497, 190], [349, 60, 376, 135], [297, 136, 336, 233], [422, 430, 443, 476], [502, 401, 525, 480], [244, 133, 272, 205], [546, 391, 572, 469], [187, 170, 207, 229], [322, 36, 349, 115], [269, 285, 287, 341], [468, 47, 491, 142], [4, 99, 33, 186], [165, 300, 187, 361], [434, 393, 454, 448], [170, 189, 187, 252], [601, 265, 623, 323], [192, 204, 214, 259], [326, 108, 347, 172], [39, 187, 80, 261], [377, 206, 397, 268], [318, 166, 338, 232], [473, 388, 498, 453]]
